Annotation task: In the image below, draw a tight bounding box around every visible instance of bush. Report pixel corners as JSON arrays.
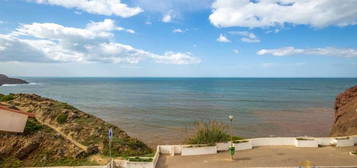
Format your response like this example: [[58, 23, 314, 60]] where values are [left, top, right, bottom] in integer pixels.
[[0, 94, 15, 101], [56, 113, 68, 124], [24, 118, 43, 135], [0, 157, 23, 168], [127, 157, 153, 162], [186, 121, 231, 145]]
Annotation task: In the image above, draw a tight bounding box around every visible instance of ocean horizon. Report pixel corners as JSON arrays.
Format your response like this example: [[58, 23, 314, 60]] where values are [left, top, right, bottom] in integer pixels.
[[1, 77, 357, 145]]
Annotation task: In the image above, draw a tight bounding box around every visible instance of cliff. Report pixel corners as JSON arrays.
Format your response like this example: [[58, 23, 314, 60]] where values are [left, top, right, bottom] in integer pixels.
[[330, 85, 357, 136], [0, 93, 151, 167], [0, 74, 28, 86]]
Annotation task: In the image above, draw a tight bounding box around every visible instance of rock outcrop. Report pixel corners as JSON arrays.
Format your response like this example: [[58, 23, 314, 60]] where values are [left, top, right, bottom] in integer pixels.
[[0, 93, 151, 167], [330, 85, 357, 136], [0, 74, 28, 86]]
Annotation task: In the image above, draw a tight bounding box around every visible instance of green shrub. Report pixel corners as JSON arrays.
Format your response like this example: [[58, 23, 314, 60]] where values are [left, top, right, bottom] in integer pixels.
[[0, 157, 23, 168], [56, 113, 68, 124], [0, 94, 15, 101], [33, 157, 98, 166], [127, 157, 153, 162], [24, 118, 43, 135], [186, 121, 230, 144], [296, 137, 314, 141], [232, 140, 248, 144]]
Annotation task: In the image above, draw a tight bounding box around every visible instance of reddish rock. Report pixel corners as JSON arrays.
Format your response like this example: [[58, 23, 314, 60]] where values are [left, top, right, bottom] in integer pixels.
[[330, 85, 357, 136]]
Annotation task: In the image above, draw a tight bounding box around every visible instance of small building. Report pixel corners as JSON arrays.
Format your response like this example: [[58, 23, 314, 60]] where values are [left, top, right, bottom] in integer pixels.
[[0, 105, 35, 133]]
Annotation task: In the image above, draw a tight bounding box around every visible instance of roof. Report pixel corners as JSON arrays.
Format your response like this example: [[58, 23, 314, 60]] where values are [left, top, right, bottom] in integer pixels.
[[0, 105, 35, 117]]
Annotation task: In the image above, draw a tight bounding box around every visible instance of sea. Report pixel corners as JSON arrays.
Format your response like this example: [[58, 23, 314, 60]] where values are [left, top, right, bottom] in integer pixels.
[[1, 77, 356, 145]]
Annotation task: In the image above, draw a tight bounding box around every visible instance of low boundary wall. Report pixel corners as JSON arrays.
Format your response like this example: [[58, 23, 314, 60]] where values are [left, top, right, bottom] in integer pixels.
[[28, 135, 356, 168]]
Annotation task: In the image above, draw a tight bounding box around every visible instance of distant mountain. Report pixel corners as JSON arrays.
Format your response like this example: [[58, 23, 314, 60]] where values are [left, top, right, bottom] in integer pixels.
[[0, 74, 28, 86], [330, 85, 357, 136]]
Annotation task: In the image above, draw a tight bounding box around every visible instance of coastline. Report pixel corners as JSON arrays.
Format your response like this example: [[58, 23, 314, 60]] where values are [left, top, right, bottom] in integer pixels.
[[109, 107, 334, 147]]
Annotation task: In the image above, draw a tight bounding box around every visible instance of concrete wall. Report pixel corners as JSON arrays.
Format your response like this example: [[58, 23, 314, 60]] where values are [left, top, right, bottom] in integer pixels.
[[181, 146, 217, 156], [0, 109, 28, 132], [234, 141, 252, 150], [250, 137, 296, 146]]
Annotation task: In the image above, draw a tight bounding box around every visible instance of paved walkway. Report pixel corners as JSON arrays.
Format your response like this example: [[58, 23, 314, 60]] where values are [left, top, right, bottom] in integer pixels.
[[157, 146, 357, 168]]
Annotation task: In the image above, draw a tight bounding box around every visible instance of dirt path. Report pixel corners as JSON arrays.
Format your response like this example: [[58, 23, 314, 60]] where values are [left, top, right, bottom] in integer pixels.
[[37, 118, 88, 151]]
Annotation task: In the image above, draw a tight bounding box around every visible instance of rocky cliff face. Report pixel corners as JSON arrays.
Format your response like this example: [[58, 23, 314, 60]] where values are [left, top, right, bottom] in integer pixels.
[[0, 93, 151, 167], [0, 74, 28, 86], [330, 85, 357, 136]]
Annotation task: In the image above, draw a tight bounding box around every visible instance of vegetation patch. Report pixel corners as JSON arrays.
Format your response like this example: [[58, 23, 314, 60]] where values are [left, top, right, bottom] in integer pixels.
[[296, 137, 314, 141], [33, 157, 98, 166], [0, 94, 15, 102], [56, 113, 68, 124], [233, 140, 249, 144], [0, 157, 23, 168], [186, 121, 231, 144], [24, 118, 43, 135], [335, 137, 349, 140], [186, 144, 216, 148], [127, 157, 153, 162]]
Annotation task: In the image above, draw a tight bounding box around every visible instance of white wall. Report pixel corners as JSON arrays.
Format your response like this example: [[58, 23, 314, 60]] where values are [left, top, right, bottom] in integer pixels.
[[250, 137, 296, 146], [181, 146, 217, 156]]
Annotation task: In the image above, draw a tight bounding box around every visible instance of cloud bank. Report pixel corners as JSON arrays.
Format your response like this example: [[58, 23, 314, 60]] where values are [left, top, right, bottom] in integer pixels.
[[209, 0, 357, 28], [0, 19, 200, 64], [30, 0, 143, 18], [257, 47, 357, 58]]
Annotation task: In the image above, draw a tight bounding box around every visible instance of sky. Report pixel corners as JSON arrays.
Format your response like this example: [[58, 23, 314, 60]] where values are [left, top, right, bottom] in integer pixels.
[[0, 0, 356, 77]]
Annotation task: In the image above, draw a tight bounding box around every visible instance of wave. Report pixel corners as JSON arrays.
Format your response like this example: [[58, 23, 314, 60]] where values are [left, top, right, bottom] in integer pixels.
[[1, 82, 41, 87]]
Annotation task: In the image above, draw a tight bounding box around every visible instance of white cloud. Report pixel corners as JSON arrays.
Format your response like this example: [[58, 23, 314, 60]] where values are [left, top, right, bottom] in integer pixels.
[[0, 19, 200, 64], [173, 28, 184, 33], [217, 34, 230, 43], [30, 0, 143, 18], [233, 49, 240, 54], [229, 31, 260, 43], [209, 0, 357, 28], [162, 11, 174, 23], [152, 52, 201, 64], [257, 47, 357, 58]]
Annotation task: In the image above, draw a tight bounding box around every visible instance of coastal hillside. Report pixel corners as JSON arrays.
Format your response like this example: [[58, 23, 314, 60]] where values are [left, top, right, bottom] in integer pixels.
[[0, 74, 28, 86], [0, 93, 151, 167], [330, 85, 357, 136]]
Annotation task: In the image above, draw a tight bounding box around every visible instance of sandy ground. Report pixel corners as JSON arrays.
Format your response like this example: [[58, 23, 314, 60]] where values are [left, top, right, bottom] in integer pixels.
[[157, 146, 357, 168]]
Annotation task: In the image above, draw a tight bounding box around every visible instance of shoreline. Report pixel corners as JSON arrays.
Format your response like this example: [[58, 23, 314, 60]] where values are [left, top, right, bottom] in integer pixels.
[[108, 106, 334, 147]]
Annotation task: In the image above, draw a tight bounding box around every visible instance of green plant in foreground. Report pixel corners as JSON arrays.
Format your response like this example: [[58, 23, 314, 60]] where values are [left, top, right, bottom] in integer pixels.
[[186, 120, 231, 144], [56, 113, 68, 124], [24, 118, 43, 135]]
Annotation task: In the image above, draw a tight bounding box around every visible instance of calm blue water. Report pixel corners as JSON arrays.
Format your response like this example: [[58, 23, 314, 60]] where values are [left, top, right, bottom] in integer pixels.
[[1, 78, 356, 144]]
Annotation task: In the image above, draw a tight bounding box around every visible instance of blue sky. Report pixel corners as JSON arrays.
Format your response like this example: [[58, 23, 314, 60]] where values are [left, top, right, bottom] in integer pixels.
[[0, 0, 356, 77]]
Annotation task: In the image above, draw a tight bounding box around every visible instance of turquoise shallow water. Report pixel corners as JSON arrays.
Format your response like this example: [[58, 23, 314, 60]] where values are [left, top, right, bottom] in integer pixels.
[[1, 78, 356, 145]]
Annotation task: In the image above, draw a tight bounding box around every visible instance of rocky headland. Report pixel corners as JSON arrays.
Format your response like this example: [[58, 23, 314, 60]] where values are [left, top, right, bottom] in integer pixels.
[[0, 74, 28, 86], [0, 93, 151, 167], [330, 85, 357, 136]]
